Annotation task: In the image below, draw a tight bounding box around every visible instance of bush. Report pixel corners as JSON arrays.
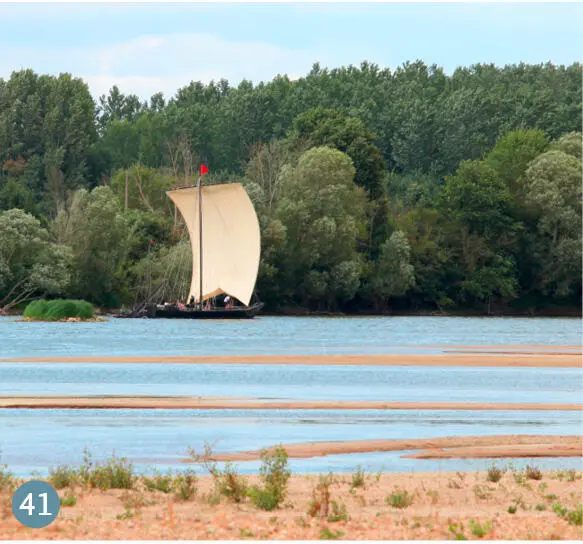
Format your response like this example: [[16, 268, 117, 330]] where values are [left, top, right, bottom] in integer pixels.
[[79, 449, 135, 490], [327, 500, 349, 522], [308, 474, 333, 518], [0, 464, 16, 491], [386, 488, 414, 509], [60, 492, 77, 507], [249, 446, 290, 511], [142, 470, 173, 493], [217, 462, 248, 503], [173, 470, 198, 501], [24, 299, 95, 321], [351, 465, 365, 489], [525, 465, 543, 481], [469, 520, 491, 538], [486, 463, 505, 483], [49, 465, 78, 489]]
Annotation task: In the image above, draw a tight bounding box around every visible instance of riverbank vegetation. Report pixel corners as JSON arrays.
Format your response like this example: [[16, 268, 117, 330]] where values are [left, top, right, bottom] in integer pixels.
[[0, 62, 581, 314], [0, 450, 581, 539], [22, 299, 95, 321]]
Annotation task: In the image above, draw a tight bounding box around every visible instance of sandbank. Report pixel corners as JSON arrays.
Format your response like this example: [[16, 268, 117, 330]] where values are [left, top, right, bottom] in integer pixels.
[[198, 435, 583, 461], [0, 346, 581, 367], [0, 395, 581, 411]]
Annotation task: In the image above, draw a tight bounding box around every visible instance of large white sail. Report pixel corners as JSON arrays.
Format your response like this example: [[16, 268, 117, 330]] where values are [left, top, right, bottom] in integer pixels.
[[166, 183, 261, 306]]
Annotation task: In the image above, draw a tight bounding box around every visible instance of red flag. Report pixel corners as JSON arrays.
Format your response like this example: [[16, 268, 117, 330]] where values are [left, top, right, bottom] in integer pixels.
[[200, 164, 209, 176]]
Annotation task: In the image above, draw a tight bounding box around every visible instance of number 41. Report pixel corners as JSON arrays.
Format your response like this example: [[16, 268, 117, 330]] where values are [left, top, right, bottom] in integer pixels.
[[19, 493, 52, 516]]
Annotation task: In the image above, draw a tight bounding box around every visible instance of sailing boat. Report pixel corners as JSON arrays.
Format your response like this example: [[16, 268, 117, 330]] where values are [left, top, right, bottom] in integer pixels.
[[138, 165, 264, 319]]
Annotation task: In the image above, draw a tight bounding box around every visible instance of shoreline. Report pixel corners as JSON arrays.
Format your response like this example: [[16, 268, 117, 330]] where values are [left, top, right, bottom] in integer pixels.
[[0, 346, 580, 367], [1, 396, 581, 411], [2, 469, 581, 540], [194, 435, 583, 462]]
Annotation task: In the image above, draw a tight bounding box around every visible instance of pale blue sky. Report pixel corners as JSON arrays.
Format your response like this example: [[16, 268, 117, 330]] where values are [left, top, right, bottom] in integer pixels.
[[0, 2, 581, 99]]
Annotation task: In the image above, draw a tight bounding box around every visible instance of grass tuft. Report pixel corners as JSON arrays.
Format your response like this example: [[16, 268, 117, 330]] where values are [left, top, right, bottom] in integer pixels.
[[385, 488, 414, 509]]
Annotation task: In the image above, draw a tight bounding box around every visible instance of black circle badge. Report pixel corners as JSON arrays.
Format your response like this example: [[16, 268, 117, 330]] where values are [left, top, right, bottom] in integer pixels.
[[12, 480, 60, 528]]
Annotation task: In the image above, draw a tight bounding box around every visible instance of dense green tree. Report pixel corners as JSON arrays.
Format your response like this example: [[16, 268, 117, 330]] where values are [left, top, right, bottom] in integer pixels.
[[0, 209, 71, 312]]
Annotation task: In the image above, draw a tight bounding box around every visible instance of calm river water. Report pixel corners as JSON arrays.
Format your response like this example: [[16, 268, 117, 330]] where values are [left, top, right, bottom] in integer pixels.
[[0, 316, 581, 476]]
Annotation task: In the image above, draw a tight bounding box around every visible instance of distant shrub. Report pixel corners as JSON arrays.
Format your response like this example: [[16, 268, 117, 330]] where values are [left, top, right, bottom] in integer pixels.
[[173, 470, 198, 501], [0, 464, 16, 491], [49, 465, 78, 489], [525, 465, 543, 481], [249, 446, 290, 511], [486, 463, 505, 483], [24, 299, 95, 321], [60, 491, 77, 507]]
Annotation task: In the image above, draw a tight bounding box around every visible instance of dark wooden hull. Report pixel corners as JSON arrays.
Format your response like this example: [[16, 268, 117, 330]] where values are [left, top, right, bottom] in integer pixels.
[[116, 302, 264, 319]]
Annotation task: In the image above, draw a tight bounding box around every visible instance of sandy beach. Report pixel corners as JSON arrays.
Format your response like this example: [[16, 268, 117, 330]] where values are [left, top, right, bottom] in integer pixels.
[[1, 470, 581, 540], [0, 395, 581, 411], [0, 345, 581, 367]]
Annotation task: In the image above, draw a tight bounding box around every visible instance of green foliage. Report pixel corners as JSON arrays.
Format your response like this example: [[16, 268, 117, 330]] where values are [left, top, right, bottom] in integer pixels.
[[23, 299, 94, 321], [468, 519, 492, 538], [0, 464, 16, 491], [60, 491, 77, 507], [78, 449, 135, 490], [486, 463, 505, 483], [49, 465, 78, 489], [172, 470, 198, 501], [385, 488, 414, 509], [0, 62, 581, 313], [249, 446, 291, 511], [142, 470, 174, 493]]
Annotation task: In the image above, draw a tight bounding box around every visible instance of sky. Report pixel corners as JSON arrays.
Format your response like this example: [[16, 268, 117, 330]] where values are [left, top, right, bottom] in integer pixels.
[[0, 2, 581, 101]]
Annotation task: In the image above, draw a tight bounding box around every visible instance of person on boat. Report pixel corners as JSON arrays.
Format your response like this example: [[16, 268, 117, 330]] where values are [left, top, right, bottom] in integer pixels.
[[177, 301, 187, 311], [204, 299, 212, 310], [224, 295, 232, 309], [188, 295, 195, 307]]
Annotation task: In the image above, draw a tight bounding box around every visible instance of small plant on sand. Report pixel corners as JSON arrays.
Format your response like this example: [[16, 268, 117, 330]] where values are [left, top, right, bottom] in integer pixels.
[[0, 464, 16, 491], [525, 465, 543, 481], [507, 504, 517, 514], [385, 488, 414, 509], [327, 500, 349, 522], [60, 491, 77, 507], [308, 474, 334, 518], [468, 520, 491, 538], [427, 490, 440, 504], [448, 473, 466, 489], [538, 482, 548, 492], [535, 503, 547, 511], [239, 528, 254, 538], [486, 463, 505, 483], [142, 470, 174, 493], [319, 527, 344, 540], [173, 470, 198, 501], [553, 503, 582, 526], [49, 465, 78, 489], [248, 446, 290, 511], [472, 484, 491, 500], [448, 522, 467, 540], [351, 465, 366, 489], [79, 449, 135, 490], [545, 493, 558, 502]]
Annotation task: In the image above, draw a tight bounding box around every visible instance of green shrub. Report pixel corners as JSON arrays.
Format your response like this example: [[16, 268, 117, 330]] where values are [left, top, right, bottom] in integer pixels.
[[142, 470, 173, 493], [351, 465, 365, 489], [468, 520, 491, 538], [319, 527, 344, 540], [0, 464, 16, 491], [507, 504, 517, 514], [385, 488, 414, 509], [49, 465, 78, 489], [60, 492, 77, 507], [249, 446, 290, 510], [248, 487, 280, 511], [173, 470, 198, 501], [24, 299, 95, 321], [327, 500, 349, 522], [308, 474, 334, 518], [79, 449, 135, 490], [217, 462, 248, 503]]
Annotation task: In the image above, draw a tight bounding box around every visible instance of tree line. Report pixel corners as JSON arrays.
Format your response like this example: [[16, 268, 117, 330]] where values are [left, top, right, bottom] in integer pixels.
[[0, 61, 581, 314]]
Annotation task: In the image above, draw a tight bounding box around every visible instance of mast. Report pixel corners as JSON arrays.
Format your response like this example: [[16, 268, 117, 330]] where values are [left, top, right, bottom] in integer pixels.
[[197, 175, 203, 309]]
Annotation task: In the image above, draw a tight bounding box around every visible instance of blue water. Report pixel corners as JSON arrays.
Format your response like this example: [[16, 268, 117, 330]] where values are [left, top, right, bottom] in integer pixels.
[[1, 408, 581, 478], [1, 363, 581, 403], [0, 316, 581, 476], [0, 315, 581, 358]]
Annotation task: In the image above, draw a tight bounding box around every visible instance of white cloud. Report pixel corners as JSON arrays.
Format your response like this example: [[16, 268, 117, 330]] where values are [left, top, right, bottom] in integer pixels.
[[0, 32, 342, 100]]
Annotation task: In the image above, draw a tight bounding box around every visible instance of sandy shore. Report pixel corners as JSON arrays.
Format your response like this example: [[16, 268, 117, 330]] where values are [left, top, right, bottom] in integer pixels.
[[198, 435, 583, 462], [1, 470, 581, 540], [0, 395, 581, 412], [0, 345, 581, 367]]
